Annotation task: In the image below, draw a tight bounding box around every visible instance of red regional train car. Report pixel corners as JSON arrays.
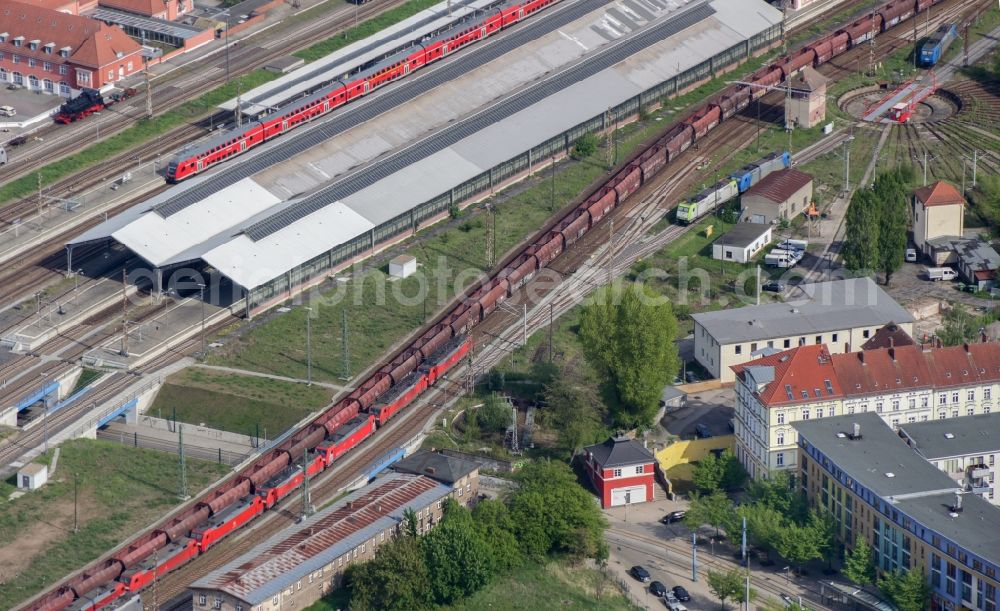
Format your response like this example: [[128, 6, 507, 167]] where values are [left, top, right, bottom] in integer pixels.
[[119, 538, 198, 592]]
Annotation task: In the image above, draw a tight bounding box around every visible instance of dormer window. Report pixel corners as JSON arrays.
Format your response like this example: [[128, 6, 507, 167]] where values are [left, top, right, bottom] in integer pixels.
[[116, 51, 123, 59], [59, 46, 70, 58], [12, 36, 23, 47], [0, 33, 8, 44], [28, 39, 38, 51], [43, 42, 53, 54]]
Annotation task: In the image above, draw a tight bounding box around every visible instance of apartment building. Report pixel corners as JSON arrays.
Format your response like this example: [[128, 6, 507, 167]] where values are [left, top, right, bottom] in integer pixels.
[[795, 413, 1000, 611], [732, 339, 1000, 480], [693, 278, 914, 383], [900, 414, 1000, 504]]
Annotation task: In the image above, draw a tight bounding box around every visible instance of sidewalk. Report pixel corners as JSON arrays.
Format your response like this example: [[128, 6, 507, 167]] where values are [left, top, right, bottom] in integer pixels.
[[192, 363, 350, 392]]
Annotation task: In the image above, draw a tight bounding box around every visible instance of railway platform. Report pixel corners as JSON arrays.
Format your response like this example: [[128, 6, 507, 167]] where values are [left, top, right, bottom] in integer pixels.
[[1, 277, 138, 353], [82, 296, 231, 371]]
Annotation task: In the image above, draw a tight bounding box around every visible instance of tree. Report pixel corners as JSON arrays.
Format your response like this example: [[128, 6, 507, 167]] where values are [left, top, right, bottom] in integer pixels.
[[579, 283, 680, 426], [692, 452, 725, 493], [422, 506, 496, 605], [507, 461, 608, 559], [810, 507, 838, 568], [572, 133, 598, 159], [747, 471, 807, 524], [874, 171, 908, 285], [775, 521, 824, 572], [541, 365, 605, 457], [463, 406, 480, 442], [684, 489, 735, 538], [843, 188, 881, 273], [842, 537, 876, 586], [720, 450, 748, 491], [479, 393, 513, 432], [740, 503, 785, 562], [707, 569, 743, 610], [472, 499, 523, 572], [347, 536, 432, 611], [879, 569, 932, 611]]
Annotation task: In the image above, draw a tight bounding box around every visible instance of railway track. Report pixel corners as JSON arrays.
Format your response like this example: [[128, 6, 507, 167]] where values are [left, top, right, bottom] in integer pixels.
[[16, 0, 986, 607], [0, 0, 411, 196]]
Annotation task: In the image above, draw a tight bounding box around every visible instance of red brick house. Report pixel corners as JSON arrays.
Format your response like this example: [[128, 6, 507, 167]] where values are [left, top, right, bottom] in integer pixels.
[[0, 1, 142, 95], [583, 435, 656, 509], [32, 0, 191, 21]]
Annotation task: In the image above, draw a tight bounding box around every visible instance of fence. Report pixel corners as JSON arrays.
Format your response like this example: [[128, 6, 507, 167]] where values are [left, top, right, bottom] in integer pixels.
[[96, 428, 253, 467]]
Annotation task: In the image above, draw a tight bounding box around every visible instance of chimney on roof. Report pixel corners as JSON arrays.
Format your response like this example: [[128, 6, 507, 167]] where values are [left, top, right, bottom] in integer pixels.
[[950, 492, 964, 513], [424, 467, 436, 475], [858, 351, 865, 365], [889, 336, 895, 348], [888, 347, 896, 361], [936, 336, 943, 349], [347, 501, 353, 510], [964, 342, 971, 353], [982, 330, 989, 343]]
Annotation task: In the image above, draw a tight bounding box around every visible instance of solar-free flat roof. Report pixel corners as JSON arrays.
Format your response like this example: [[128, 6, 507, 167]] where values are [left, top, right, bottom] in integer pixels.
[[793, 412, 958, 500], [89, 7, 204, 39], [693, 278, 915, 345], [894, 491, 1000, 564], [899, 413, 1000, 460]]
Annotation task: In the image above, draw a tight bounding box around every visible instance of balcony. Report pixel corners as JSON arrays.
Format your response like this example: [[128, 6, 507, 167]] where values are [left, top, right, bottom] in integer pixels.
[[968, 482, 993, 495], [969, 465, 991, 479]]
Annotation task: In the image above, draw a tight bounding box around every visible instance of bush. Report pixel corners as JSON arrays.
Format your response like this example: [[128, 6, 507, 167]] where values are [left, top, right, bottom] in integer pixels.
[[571, 134, 598, 159]]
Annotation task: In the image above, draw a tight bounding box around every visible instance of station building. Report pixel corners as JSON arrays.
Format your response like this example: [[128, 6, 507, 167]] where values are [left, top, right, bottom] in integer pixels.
[[68, 0, 785, 317], [189, 469, 478, 611], [0, 0, 142, 95], [583, 434, 657, 508], [732, 335, 1000, 480], [794, 412, 1000, 611]]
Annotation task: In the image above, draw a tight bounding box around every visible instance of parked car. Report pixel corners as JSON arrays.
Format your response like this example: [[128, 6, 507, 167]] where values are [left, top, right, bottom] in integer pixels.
[[926, 266, 958, 281], [664, 591, 679, 605], [0, 105, 15, 117], [905, 248, 917, 263], [673, 586, 692, 602], [695, 423, 712, 438], [665, 601, 688, 611], [650, 581, 667, 597], [7, 135, 27, 146], [631, 566, 651, 582], [661, 510, 686, 524], [762, 280, 785, 293]]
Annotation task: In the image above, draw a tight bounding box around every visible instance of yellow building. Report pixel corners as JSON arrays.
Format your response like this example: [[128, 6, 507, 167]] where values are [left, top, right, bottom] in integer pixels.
[[795, 413, 1000, 611], [732, 339, 1000, 480], [912, 181, 965, 261]]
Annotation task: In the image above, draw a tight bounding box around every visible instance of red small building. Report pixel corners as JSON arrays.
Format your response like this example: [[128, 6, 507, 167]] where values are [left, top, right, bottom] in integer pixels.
[[583, 435, 656, 509]]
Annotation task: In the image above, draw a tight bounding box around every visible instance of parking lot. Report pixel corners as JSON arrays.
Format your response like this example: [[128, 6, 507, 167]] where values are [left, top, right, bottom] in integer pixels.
[[0, 85, 62, 128], [661, 387, 734, 440]]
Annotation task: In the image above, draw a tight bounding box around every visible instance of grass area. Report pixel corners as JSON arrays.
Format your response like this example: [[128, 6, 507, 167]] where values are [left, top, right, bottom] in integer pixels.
[[294, 0, 445, 62], [445, 561, 637, 611], [0, 439, 228, 609], [306, 560, 638, 611], [148, 368, 330, 437], [70, 368, 104, 395], [0, 70, 277, 207]]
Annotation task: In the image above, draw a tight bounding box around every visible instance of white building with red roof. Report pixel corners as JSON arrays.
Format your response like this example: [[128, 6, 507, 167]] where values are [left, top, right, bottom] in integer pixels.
[[583, 435, 657, 508], [733, 339, 1000, 480], [0, 0, 141, 95]]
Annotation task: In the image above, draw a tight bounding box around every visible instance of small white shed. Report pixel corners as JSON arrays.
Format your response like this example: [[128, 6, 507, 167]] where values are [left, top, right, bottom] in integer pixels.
[[389, 255, 417, 279], [17, 463, 47, 490], [712, 223, 773, 264]]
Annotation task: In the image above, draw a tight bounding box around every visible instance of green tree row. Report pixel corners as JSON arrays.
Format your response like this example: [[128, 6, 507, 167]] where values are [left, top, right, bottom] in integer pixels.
[[344, 461, 608, 610], [843, 170, 911, 285]]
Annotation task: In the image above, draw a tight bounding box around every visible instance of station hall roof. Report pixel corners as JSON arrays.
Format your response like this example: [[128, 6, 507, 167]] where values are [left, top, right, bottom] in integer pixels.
[[190, 473, 451, 606], [69, 0, 783, 292]]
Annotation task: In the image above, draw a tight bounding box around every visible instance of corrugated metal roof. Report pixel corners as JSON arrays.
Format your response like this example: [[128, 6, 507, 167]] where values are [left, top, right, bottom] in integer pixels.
[[190, 473, 451, 605], [744, 168, 813, 204]]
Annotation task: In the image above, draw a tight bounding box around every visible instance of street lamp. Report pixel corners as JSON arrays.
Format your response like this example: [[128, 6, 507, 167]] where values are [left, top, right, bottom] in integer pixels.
[[197, 282, 206, 355], [74, 268, 84, 291], [305, 306, 312, 386]]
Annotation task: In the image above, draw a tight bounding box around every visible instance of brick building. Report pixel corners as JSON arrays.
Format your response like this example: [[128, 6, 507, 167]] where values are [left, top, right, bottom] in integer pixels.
[[189, 469, 479, 611], [0, 0, 142, 95], [30, 0, 191, 20], [583, 435, 656, 509], [733, 339, 1000, 480]]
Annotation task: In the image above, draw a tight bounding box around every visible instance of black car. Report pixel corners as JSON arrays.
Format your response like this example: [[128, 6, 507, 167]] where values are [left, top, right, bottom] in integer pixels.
[[660, 510, 686, 524], [673, 586, 691, 602], [762, 281, 785, 293], [7, 135, 27, 146], [695, 423, 712, 438], [650, 581, 667, 597], [631, 566, 651, 582]]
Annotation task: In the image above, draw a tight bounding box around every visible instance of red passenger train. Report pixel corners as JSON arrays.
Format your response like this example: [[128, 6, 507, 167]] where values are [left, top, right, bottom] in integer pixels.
[[28, 0, 949, 608], [166, 0, 562, 182]]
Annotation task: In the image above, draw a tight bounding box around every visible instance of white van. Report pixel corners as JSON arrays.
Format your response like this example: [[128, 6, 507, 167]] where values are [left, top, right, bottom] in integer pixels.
[[925, 267, 958, 281]]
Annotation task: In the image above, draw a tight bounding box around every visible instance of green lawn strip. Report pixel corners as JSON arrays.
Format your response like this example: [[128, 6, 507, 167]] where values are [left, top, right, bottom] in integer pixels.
[[443, 561, 637, 611], [0, 439, 228, 609], [148, 368, 330, 437], [70, 368, 105, 395], [294, 0, 445, 62], [0, 70, 276, 207]]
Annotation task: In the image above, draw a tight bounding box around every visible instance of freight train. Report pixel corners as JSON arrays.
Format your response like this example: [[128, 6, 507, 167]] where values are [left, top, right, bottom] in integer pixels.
[[918, 23, 957, 66], [28, 0, 951, 608], [165, 0, 562, 182], [675, 151, 790, 224], [54, 88, 137, 124]]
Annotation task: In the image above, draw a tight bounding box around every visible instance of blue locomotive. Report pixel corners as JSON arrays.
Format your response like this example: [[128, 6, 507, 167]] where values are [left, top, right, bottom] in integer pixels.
[[918, 24, 957, 67]]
